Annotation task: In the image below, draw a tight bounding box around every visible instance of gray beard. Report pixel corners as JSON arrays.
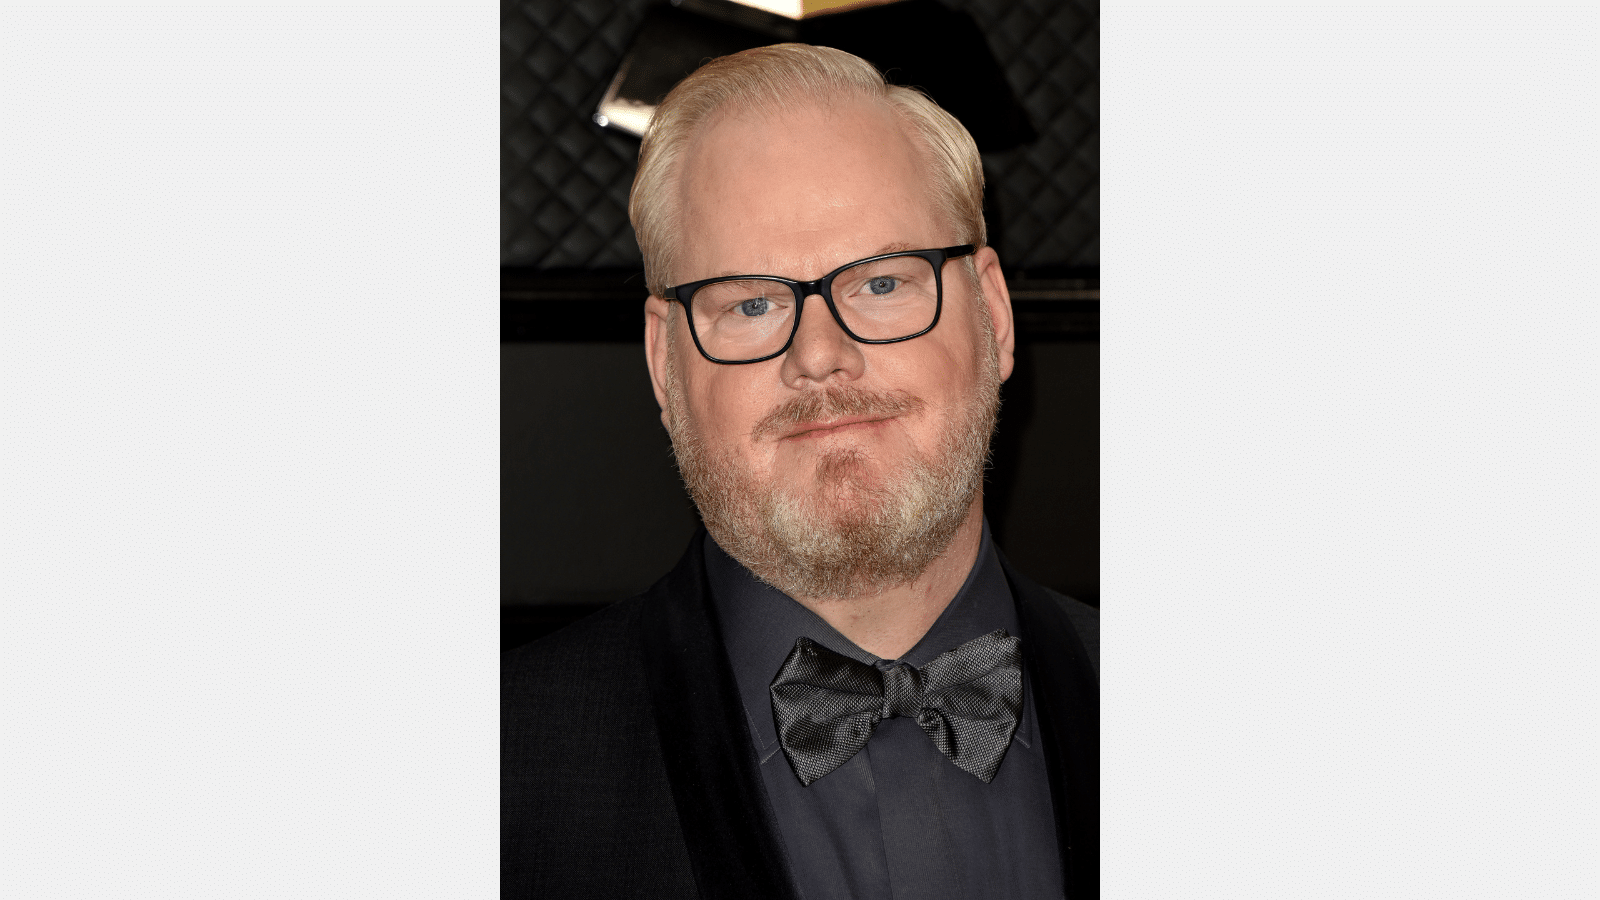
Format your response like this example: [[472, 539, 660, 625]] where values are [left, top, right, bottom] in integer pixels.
[[663, 328, 1001, 602]]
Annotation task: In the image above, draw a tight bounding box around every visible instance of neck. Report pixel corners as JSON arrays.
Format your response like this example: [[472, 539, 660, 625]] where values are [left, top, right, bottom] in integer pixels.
[[788, 502, 986, 660]]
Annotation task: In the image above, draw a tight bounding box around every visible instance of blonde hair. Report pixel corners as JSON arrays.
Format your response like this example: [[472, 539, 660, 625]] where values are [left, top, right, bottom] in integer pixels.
[[629, 43, 986, 297]]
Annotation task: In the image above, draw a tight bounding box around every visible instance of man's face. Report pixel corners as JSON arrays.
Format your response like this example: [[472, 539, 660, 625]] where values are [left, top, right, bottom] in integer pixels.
[[644, 97, 1014, 600]]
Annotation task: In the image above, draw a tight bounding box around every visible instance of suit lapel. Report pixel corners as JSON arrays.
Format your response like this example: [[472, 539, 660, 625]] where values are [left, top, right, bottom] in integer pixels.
[[1004, 554, 1100, 899], [638, 530, 800, 900]]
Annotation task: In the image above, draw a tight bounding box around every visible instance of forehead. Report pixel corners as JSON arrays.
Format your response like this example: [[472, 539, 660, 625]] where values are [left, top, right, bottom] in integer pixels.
[[674, 98, 942, 281]]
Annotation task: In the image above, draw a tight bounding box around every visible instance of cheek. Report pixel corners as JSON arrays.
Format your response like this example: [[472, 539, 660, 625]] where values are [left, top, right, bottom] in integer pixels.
[[895, 339, 979, 406], [691, 374, 775, 459]]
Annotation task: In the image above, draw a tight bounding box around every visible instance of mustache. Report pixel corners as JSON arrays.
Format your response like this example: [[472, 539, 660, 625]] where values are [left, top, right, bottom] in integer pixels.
[[750, 386, 924, 442]]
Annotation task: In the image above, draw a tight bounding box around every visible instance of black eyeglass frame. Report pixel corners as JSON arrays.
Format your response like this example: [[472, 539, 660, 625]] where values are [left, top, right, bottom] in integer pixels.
[[664, 245, 977, 365]]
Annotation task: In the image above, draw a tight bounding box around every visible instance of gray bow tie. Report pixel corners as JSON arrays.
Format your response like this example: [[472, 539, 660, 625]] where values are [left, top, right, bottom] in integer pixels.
[[769, 630, 1023, 787]]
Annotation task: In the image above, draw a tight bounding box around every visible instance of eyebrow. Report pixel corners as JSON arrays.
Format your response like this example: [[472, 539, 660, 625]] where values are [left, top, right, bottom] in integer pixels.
[[871, 241, 918, 256], [708, 243, 923, 281]]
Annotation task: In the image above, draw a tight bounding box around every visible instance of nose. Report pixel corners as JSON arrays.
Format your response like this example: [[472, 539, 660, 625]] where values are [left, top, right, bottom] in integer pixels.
[[779, 292, 865, 385]]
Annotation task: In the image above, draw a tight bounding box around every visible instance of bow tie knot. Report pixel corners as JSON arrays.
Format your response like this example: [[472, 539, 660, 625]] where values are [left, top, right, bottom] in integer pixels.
[[877, 661, 923, 719], [770, 630, 1023, 786]]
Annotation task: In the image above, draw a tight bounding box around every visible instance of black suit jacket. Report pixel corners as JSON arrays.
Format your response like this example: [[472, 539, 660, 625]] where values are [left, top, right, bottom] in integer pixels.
[[502, 530, 1098, 899]]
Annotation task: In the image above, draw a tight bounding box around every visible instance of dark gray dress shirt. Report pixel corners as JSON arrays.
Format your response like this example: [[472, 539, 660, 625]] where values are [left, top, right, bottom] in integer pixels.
[[706, 523, 1064, 900]]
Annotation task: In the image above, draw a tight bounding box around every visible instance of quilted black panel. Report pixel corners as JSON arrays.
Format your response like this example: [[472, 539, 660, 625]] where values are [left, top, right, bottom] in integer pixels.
[[502, 0, 1097, 271], [957, 0, 1098, 269], [502, 0, 649, 267]]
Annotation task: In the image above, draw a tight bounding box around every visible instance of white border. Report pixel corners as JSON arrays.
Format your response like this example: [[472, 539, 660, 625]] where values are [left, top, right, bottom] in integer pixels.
[[1104, 5, 1596, 897], [3, 6, 499, 896]]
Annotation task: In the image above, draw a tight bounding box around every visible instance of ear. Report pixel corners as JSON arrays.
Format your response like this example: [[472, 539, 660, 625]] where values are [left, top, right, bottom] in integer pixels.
[[643, 294, 675, 428], [972, 246, 1015, 382]]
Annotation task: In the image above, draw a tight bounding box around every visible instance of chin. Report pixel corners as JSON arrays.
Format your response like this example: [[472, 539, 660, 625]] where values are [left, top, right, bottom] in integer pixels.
[[811, 447, 878, 490], [785, 449, 899, 516], [739, 447, 977, 601]]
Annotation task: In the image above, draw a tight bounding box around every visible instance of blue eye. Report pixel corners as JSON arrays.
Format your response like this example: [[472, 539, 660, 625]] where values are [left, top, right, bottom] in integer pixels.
[[737, 297, 770, 317], [866, 276, 898, 295]]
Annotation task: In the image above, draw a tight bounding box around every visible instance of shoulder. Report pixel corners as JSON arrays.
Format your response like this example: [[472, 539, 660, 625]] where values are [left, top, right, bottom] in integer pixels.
[[502, 596, 659, 775], [502, 530, 710, 730], [1039, 586, 1098, 678], [502, 596, 648, 716], [999, 558, 1099, 679], [502, 594, 699, 894]]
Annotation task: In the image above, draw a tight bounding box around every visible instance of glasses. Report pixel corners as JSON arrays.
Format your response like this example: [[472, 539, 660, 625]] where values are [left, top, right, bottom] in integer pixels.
[[665, 245, 976, 365]]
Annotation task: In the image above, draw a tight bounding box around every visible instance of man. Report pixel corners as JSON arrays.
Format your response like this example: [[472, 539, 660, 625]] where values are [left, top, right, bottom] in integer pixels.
[[503, 44, 1097, 899]]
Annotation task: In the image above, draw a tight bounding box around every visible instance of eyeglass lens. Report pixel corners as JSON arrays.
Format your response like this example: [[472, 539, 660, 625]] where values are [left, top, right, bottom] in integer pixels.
[[688, 254, 939, 362]]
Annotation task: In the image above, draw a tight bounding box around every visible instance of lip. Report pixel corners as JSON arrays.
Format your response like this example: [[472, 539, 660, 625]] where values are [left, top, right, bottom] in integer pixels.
[[782, 415, 892, 441]]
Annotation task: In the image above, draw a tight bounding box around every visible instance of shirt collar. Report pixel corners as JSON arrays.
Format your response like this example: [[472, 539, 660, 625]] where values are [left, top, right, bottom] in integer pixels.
[[706, 520, 1022, 757]]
